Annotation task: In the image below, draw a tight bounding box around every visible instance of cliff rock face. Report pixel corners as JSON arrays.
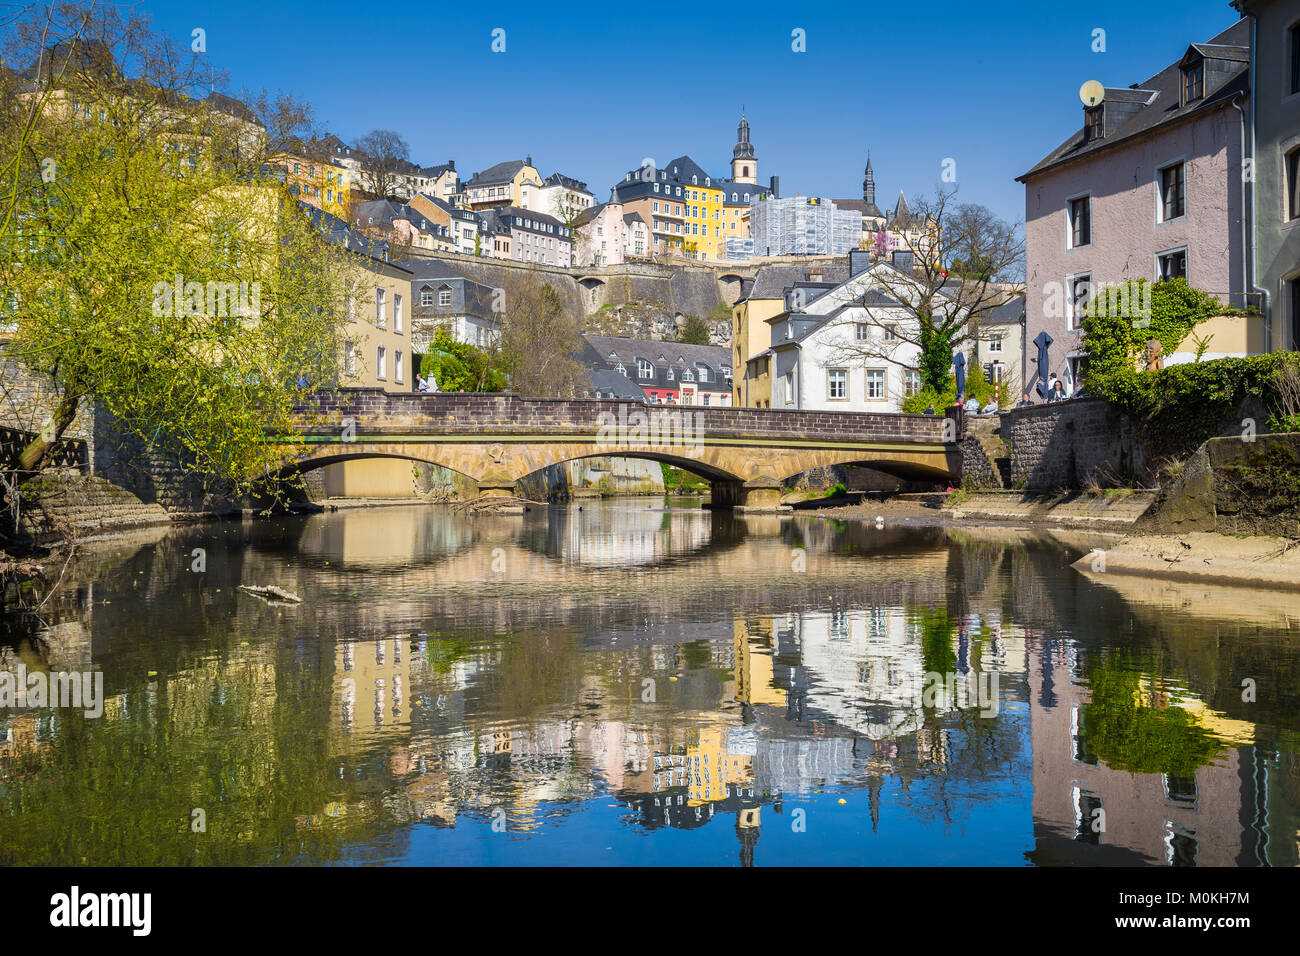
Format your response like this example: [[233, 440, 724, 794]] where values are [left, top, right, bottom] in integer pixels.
[[417, 255, 733, 346]]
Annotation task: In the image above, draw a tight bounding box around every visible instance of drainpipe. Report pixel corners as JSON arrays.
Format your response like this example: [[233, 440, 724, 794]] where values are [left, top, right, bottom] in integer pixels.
[[1239, 16, 1271, 346]]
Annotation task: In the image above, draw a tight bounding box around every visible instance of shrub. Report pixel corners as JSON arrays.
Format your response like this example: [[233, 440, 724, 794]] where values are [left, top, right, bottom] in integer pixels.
[[900, 360, 995, 413]]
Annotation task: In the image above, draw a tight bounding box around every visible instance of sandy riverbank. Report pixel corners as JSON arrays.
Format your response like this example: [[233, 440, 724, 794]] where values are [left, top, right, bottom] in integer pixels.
[[1070, 531, 1300, 592]]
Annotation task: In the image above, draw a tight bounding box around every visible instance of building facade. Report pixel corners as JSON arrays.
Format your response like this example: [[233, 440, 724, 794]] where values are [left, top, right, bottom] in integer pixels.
[[1018, 18, 1256, 394], [1237, 0, 1300, 350], [458, 158, 544, 211]]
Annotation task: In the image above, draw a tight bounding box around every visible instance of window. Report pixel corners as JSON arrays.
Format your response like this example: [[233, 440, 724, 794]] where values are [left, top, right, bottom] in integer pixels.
[[987, 335, 1003, 353], [394, 294, 403, 332], [1068, 273, 1092, 330], [394, 350, 404, 383], [698, 367, 709, 382], [637, 359, 653, 379], [1182, 61, 1204, 104], [1287, 147, 1300, 221], [882, 324, 897, 342], [1068, 195, 1091, 247], [784, 371, 795, 405], [375, 288, 386, 327], [865, 369, 886, 400], [1291, 21, 1300, 94], [421, 290, 433, 307], [855, 322, 870, 341], [1158, 248, 1188, 280], [344, 341, 356, 375], [438, 288, 452, 307], [377, 345, 386, 379], [827, 368, 847, 400], [903, 369, 921, 396], [1159, 162, 1185, 221], [1084, 106, 1103, 141]]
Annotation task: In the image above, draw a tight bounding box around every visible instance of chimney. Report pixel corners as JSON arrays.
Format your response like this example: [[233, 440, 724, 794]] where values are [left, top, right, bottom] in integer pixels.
[[805, 267, 822, 281], [769, 175, 779, 198], [448, 160, 455, 170], [849, 248, 871, 277], [892, 250, 915, 274]]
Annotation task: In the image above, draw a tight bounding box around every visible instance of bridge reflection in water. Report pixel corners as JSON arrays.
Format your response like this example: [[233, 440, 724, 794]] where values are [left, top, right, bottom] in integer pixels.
[[0, 500, 1296, 866]]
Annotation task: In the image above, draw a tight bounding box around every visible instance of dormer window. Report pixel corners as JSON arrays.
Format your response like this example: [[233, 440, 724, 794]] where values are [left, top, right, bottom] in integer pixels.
[[1084, 105, 1104, 141], [637, 359, 653, 379], [1182, 60, 1204, 105]]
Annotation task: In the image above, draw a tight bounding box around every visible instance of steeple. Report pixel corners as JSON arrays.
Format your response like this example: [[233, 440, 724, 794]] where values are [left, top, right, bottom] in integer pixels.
[[731, 113, 757, 184], [863, 153, 875, 205]]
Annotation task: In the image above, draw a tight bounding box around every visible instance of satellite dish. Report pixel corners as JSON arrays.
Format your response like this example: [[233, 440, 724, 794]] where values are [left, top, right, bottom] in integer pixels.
[[1079, 80, 1105, 107]]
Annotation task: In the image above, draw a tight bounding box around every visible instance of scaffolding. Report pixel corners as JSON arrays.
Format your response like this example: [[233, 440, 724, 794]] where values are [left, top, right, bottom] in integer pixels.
[[748, 197, 861, 257]]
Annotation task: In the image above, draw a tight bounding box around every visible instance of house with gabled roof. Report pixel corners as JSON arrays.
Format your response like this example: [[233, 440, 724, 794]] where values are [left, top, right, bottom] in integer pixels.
[[396, 258, 501, 351], [749, 254, 961, 412], [458, 157, 543, 211], [1017, 15, 1260, 395], [581, 334, 732, 406]]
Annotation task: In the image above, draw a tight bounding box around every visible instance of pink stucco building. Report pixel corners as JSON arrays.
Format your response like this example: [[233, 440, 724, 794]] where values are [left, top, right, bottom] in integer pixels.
[[1018, 18, 1254, 395]]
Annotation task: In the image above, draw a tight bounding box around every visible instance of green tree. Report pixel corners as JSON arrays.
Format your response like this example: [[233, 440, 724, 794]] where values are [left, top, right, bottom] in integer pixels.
[[0, 4, 348, 497], [823, 188, 1025, 395], [420, 328, 506, 392], [677, 313, 710, 345]]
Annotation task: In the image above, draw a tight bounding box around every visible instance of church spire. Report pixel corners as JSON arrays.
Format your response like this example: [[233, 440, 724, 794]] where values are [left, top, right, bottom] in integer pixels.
[[863, 153, 875, 205], [731, 112, 756, 184]]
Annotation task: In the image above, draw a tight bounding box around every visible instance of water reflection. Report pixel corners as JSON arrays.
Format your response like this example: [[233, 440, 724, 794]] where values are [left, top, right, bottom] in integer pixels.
[[1, 500, 1297, 866]]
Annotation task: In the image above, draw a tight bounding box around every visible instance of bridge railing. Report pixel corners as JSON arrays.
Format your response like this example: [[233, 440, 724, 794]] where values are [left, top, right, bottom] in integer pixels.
[[289, 389, 956, 444]]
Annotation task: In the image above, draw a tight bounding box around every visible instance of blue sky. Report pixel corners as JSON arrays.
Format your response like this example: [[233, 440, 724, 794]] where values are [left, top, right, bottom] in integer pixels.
[[147, 0, 1243, 225]]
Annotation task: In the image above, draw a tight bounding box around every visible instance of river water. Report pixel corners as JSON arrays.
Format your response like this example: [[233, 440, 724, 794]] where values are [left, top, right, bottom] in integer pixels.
[[1, 498, 1297, 866]]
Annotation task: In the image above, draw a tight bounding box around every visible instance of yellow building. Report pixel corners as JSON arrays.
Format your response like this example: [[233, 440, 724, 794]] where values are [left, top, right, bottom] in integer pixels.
[[339, 254, 415, 395], [268, 151, 351, 219], [659, 157, 726, 261], [458, 157, 543, 211]]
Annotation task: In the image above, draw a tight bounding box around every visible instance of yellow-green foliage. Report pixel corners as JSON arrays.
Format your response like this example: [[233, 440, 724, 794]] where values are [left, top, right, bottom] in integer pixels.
[[0, 25, 349, 492]]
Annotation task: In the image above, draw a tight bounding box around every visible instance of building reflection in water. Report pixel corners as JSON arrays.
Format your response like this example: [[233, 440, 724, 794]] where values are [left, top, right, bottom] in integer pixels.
[[1, 501, 1297, 866]]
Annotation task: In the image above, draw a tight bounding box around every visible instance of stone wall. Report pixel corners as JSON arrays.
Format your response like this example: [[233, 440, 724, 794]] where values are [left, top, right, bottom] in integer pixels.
[[0, 356, 95, 447], [295, 389, 951, 444], [1002, 399, 1151, 491]]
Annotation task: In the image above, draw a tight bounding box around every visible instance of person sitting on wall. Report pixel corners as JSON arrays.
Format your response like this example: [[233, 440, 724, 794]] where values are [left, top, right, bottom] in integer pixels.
[[964, 394, 981, 414], [1015, 392, 1034, 408], [922, 403, 936, 415], [1050, 379, 1066, 401], [981, 397, 999, 414]]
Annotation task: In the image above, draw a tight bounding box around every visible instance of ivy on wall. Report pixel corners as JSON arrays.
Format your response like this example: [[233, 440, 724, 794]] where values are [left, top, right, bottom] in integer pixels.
[[1078, 278, 1291, 461]]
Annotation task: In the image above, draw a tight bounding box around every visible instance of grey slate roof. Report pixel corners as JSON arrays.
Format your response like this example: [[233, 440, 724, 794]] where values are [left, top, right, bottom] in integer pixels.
[[746, 263, 850, 300], [465, 159, 528, 187], [833, 198, 884, 219], [581, 334, 732, 393], [1018, 18, 1249, 182], [982, 294, 1026, 325], [588, 368, 649, 401], [545, 171, 589, 192]]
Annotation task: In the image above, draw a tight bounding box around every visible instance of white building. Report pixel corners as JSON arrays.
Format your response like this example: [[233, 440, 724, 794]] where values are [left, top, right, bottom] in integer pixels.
[[760, 254, 966, 412]]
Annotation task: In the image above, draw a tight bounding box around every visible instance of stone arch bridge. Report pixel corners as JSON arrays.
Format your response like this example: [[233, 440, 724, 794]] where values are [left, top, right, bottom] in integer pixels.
[[273, 390, 961, 510]]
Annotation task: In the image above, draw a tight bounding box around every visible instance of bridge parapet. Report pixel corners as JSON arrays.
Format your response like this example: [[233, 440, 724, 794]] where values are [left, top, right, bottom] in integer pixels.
[[293, 389, 951, 444]]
